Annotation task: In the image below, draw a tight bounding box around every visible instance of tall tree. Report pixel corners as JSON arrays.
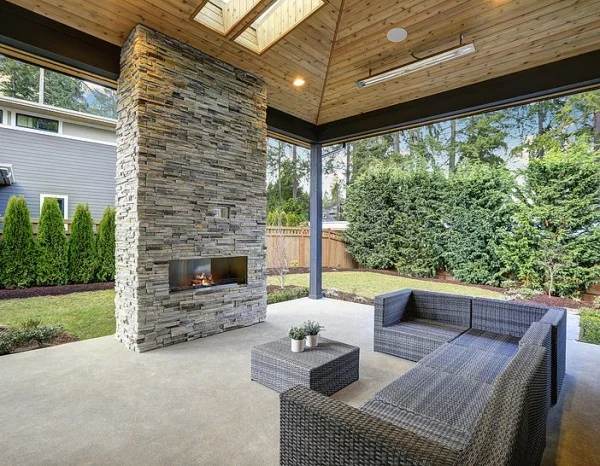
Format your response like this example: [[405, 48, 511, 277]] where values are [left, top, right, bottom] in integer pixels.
[[0, 55, 39, 101], [457, 112, 508, 166], [44, 69, 87, 112], [498, 138, 600, 296]]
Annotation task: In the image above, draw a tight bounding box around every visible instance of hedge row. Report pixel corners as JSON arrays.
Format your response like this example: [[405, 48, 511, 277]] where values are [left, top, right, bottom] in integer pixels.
[[345, 139, 600, 297], [0, 196, 115, 288]]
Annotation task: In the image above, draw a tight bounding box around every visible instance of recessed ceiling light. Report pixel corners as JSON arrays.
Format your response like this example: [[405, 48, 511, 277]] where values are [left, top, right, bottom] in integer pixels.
[[293, 78, 305, 87], [387, 27, 408, 43]]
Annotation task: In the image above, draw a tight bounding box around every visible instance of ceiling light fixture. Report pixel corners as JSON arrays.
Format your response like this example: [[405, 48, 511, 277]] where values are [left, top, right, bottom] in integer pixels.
[[387, 27, 408, 43], [293, 78, 306, 87], [356, 42, 476, 89]]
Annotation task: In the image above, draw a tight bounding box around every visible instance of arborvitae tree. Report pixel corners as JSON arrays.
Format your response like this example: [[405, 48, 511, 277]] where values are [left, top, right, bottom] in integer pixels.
[[499, 138, 600, 296], [345, 164, 446, 276], [0, 196, 36, 288], [68, 204, 96, 283], [95, 207, 116, 281], [345, 165, 403, 269], [37, 197, 68, 285], [442, 163, 515, 285]]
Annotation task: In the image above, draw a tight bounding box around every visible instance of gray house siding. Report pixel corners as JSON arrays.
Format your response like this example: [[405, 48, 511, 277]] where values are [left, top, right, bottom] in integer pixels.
[[0, 127, 116, 220]]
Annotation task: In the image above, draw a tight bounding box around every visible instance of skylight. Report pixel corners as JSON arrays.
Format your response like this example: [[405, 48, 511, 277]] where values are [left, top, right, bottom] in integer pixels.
[[193, 0, 324, 55]]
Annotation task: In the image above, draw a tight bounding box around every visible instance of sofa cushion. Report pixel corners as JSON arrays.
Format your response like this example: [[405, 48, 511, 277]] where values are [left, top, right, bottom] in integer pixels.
[[361, 399, 473, 451], [376, 318, 469, 361], [367, 366, 493, 438], [419, 343, 513, 384], [386, 318, 468, 342], [451, 329, 520, 356], [472, 298, 549, 337], [408, 290, 472, 327]]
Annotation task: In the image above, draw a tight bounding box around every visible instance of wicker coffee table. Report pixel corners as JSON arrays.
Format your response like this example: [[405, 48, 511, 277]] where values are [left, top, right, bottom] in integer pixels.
[[251, 337, 360, 395]]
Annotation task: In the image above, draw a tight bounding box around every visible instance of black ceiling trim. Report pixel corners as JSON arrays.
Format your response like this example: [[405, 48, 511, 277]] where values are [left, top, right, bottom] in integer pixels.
[[266, 107, 318, 144], [317, 50, 600, 144], [0, 1, 120, 82]]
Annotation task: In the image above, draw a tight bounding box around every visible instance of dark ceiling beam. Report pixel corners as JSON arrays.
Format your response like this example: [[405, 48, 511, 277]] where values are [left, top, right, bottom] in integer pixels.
[[0, 1, 120, 83], [266, 107, 318, 145], [317, 50, 600, 144]]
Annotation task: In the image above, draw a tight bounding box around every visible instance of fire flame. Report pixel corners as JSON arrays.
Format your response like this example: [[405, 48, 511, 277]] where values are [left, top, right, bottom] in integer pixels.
[[192, 272, 214, 287]]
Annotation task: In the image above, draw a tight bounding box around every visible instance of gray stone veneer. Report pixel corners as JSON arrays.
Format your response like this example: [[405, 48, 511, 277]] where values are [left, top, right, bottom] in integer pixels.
[[115, 25, 267, 352]]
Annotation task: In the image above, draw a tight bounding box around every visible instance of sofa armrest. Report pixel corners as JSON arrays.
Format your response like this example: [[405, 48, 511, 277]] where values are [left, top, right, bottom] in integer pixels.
[[375, 289, 412, 328], [540, 307, 567, 404], [280, 386, 459, 466]]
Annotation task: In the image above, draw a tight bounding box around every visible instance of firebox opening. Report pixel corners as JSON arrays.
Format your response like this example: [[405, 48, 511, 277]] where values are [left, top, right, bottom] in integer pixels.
[[169, 256, 248, 293]]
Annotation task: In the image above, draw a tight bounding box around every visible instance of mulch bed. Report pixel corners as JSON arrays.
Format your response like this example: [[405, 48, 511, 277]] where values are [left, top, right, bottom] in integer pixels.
[[515, 295, 589, 310], [0, 281, 114, 300]]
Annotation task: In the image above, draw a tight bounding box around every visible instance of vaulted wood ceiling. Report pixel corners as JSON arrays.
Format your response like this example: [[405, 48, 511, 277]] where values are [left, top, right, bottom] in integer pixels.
[[7, 0, 600, 125]]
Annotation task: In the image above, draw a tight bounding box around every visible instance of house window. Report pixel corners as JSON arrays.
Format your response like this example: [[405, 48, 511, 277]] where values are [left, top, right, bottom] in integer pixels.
[[40, 194, 69, 219], [0, 109, 3, 124], [16, 113, 59, 133]]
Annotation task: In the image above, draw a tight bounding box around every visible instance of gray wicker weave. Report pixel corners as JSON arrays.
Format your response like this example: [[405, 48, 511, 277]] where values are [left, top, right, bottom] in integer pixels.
[[540, 308, 567, 404], [251, 337, 359, 395], [278, 290, 567, 465], [374, 289, 471, 361], [280, 343, 549, 465]]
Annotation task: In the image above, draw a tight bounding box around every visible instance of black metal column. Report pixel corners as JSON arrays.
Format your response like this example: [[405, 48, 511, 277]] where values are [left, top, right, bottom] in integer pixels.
[[309, 143, 323, 299]]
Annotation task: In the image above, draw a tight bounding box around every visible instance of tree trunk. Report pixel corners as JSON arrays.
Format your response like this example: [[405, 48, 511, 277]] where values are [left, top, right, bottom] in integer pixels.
[[392, 131, 400, 153], [449, 119, 456, 174], [536, 101, 545, 158], [291, 145, 298, 200], [594, 111, 600, 150], [277, 140, 283, 204], [345, 143, 352, 185]]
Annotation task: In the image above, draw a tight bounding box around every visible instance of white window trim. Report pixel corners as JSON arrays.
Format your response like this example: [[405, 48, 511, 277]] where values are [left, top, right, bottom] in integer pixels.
[[14, 111, 62, 134], [40, 194, 69, 219]]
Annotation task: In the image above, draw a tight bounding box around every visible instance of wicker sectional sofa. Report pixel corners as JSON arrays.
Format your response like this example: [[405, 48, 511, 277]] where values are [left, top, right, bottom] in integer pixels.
[[280, 290, 566, 465]]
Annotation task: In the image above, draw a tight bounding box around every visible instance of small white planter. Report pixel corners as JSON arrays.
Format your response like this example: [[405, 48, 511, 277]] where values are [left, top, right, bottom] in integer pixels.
[[306, 334, 319, 348], [291, 338, 305, 353]]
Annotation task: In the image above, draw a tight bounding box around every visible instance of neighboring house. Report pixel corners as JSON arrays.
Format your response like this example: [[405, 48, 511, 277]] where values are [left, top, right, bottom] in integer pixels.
[[0, 95, 116, 221]]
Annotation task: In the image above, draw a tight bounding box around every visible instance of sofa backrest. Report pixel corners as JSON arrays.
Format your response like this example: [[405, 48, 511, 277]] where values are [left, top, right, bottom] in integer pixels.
[[459, 344, 548, 465], [407, 290, 471, 327], [471, 298, 549, 337]]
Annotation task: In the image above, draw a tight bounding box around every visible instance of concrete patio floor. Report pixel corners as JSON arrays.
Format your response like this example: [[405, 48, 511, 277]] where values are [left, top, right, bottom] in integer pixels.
[[0, 298, 598, 465]]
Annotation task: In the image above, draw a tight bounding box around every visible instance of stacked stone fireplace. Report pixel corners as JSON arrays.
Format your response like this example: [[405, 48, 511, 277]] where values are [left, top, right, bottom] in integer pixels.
[[115, 25, 267, 352]]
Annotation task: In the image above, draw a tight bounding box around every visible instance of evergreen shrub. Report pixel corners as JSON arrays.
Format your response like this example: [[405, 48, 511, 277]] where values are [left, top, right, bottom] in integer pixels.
[[96, 207, 116, 281], [0, 196, 36, 288], [36, 197, 68, 285], [68, 204, 96, 283]]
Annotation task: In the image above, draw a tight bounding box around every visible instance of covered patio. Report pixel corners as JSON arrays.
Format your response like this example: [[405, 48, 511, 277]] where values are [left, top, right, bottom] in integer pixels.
[[0, 0, 599, 464], [0, 299, 598, 465]]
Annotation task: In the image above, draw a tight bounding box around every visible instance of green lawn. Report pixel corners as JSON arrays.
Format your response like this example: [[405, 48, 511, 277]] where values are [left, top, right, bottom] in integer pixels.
[[0, 290, 115, 340], [269, 271, 504, 299], [0, 272, 502, 342]]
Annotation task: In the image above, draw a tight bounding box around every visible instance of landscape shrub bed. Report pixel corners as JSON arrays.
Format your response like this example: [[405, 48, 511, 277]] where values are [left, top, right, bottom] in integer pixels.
[[0, 197, 115, 289], [0, 320, 64, 355], [345, 139, 600, 298], [267, 286, 309, 304], [580, 308, 600, 345]]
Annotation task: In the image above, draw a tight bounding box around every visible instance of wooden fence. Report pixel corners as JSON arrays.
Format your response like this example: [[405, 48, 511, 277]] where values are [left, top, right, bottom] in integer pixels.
[[0, 218, 101, 236], [266, 227, 358, 269]]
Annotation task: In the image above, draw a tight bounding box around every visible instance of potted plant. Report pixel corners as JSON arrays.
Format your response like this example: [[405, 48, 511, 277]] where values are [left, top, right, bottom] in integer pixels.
[[303, 320, 325, 348], [289, 326, 307, 353]]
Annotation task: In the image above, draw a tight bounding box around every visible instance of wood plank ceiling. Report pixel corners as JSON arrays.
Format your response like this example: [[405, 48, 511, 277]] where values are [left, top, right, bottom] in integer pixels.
[[7, 0, 600, 125]]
